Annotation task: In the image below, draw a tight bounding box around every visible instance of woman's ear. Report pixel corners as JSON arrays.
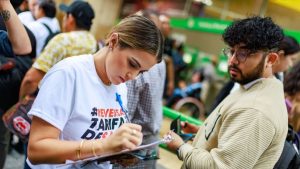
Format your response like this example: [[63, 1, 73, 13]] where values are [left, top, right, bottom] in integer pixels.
[[108, 33, 119, 50]]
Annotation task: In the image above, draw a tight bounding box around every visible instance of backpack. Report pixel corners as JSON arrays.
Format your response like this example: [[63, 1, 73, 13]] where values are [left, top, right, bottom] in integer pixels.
[[274, 125, 300, 169], [0, 55, 32, 111], [2, 95, 34, 142], [41, 23, 60, 49], [2, 90, 38, 143]]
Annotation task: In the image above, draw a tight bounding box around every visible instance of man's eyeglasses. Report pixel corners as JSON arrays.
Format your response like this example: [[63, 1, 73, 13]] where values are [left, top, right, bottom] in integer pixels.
[[222, 48, 255, 63], [223, 47, 277, 63]]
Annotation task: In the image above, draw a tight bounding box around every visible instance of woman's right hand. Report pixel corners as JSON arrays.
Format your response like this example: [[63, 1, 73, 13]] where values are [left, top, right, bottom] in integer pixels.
[[180, 121, 200, 134], [101, 123, 143, 153]]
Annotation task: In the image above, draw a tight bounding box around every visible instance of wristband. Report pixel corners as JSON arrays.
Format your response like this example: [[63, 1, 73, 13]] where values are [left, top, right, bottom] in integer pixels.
[[92, 140, 98, 157], [176, 143, 185, 159], [76, 140, 85, 160]]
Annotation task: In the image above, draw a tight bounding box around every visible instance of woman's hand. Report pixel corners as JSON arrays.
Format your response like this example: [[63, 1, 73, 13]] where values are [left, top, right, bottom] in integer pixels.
[[101, 123, 143, 154]]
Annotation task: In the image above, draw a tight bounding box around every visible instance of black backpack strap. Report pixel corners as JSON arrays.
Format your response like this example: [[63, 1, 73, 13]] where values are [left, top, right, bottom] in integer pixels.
[[274, 141, 297, 169], [41, 23, 53, 35], [292, 130, 300, 152]]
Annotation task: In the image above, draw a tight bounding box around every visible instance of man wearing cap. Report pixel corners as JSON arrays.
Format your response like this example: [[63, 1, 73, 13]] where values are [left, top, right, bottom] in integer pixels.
[[19, 0, 97, 100]]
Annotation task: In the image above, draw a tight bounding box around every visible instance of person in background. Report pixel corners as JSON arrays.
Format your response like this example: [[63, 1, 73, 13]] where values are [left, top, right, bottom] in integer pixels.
[[18, 0, 36, 24], [166, 68, 203, 108], [0, 1, 31, 55], [18, 0, 29, 12], [159, 14, 187, 95], [0, 0, 32, 168], [5, 0, 36, 58], [284, 61, 300, 134], [26, 14, 163, 169], [273, 36, 300, 81], [24, 0, 60, 57], [159, 14, 175, 99], [19, 0, 97, 100], [166, 16, 288, 169], [199, 55, 220, 114], [113, 10, 166, 169], [11, 0, 27, 13]]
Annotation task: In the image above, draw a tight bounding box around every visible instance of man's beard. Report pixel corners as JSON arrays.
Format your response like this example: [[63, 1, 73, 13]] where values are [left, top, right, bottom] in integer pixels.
[[228, 56, 266, 85]]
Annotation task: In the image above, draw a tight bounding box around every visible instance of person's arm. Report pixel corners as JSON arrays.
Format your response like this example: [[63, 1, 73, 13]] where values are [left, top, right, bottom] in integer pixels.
[[164, 55, 175, 97], [0, 0, 31, 54], [28, 117, 143, 164], [19, 67, 45, 100], [168, 109, 276, 169], [290, 102, 300, 132]]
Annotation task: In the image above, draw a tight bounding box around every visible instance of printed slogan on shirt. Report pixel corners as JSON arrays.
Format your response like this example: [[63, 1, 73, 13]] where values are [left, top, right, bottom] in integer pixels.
[[81, 107, 126, 139]]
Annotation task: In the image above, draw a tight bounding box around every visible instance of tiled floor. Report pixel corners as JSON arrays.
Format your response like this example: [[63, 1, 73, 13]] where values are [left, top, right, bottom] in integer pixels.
[[4, 149, 25, 169], [157, 148, 183, 169]]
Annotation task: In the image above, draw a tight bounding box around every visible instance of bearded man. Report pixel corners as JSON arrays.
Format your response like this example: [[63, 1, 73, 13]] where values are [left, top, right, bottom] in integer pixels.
[[166, 16, 288, 169]]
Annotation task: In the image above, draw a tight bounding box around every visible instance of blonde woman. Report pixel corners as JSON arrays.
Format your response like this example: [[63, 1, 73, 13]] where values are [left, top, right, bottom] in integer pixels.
[[26, 15, 163, 169]]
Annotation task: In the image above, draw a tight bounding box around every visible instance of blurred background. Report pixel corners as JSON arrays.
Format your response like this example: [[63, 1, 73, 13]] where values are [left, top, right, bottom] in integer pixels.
[[51, 1, 300, 168], [6, 0, 300, 168]]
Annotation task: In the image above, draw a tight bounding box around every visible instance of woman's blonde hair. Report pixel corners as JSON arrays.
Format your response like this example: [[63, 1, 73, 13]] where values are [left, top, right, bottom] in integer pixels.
[[106, 15, 163, 62]]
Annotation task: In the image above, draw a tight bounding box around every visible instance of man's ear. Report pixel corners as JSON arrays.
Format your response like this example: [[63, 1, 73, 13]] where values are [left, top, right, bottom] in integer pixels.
[[266, 52, 279, 67], [108, 33, 119, 50], [68, 14, 76, 27]]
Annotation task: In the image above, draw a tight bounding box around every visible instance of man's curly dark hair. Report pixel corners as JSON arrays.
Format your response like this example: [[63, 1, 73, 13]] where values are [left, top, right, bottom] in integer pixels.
[[284, 61, 300, 96], [223, 16, 284, 51]]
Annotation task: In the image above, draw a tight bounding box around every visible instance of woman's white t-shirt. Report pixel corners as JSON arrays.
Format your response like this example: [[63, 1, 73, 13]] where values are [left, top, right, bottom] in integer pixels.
[[27, 54, 127, 169]]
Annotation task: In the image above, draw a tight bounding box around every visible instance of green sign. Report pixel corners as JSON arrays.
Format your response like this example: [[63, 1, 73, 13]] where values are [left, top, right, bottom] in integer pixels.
[[170, 17, 300, 43], [170, 17, 231, 34]]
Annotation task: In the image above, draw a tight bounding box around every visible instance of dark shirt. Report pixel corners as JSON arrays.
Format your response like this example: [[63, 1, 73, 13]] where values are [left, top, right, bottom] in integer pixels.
[[0, 16, 36, 58], [0, 30, 14, 57], [164, 37, 173, 56], [0, 16, 35, 111]]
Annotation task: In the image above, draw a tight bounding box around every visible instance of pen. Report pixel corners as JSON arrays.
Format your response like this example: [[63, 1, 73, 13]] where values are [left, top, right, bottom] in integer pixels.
[[115, 93, 131, 123]]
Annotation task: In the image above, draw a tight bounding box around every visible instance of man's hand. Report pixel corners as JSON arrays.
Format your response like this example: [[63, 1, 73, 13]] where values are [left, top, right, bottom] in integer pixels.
[[181, 121, 200, 134], [165, 131, 184, 151]]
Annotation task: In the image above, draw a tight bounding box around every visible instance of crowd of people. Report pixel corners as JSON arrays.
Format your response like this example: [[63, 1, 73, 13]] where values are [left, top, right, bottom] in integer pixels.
[[0, 0, 300, 169]]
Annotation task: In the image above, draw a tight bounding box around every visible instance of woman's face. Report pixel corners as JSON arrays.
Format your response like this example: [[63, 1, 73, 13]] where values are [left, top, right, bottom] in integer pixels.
[[106, 46, 157, 85], [274, 54, 294, 73]]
